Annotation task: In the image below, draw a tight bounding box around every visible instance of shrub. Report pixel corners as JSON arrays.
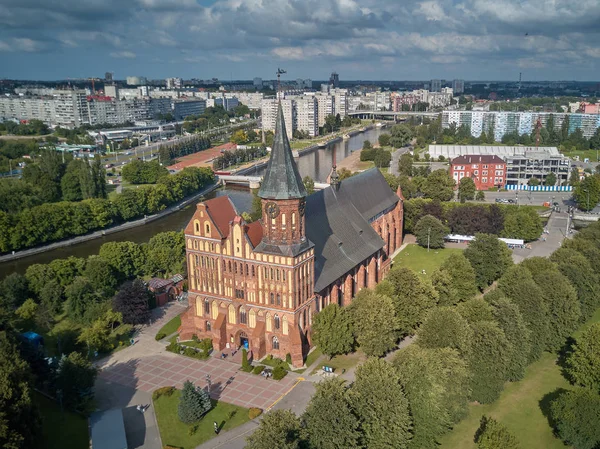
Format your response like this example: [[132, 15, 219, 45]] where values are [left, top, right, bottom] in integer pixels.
[[166, 342, 181, 353], [241, 349, 252, 372], [155, 332, 167, 341], [252, 365, 265, 375], [153, 386, 175, 400], [188, 424, 198, 436], [273, 366, 287, 380], [192, 334, 199, 343], [285, 353, 292, 365], [184, 347, 198, 358], [249, 408, 263, 419], [200, 338, 213, 354]]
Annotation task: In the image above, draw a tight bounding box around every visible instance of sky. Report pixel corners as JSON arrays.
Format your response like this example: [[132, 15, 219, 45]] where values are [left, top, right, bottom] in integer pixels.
[[1, 0, 600, 81]]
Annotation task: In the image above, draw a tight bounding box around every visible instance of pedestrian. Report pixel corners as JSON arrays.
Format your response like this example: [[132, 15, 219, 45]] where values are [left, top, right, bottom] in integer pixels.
[[214, 421, 219, 434]]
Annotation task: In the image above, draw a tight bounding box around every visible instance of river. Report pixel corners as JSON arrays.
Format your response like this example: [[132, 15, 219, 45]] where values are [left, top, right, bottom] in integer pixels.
[[0, 126, 386, 278]]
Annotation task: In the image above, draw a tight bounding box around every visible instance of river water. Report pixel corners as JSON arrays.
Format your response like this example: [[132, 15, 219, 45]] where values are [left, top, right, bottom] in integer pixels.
[[0, 126, 385, 278]]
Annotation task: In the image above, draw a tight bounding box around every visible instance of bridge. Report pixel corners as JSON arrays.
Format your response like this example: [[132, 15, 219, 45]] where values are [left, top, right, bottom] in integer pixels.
[[348, 111, 440, 120], [219, 175, 329, 191]]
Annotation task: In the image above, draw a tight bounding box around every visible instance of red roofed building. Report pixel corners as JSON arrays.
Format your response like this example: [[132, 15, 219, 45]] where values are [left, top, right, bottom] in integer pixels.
[[450, 155, 507, 190]]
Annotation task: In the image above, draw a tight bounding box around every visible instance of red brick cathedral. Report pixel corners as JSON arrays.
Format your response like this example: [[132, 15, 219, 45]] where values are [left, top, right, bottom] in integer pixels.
[[179, 104, 404, 367]]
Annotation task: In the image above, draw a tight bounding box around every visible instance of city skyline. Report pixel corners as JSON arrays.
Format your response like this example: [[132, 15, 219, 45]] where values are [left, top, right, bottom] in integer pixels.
[[1, 0, 600, 81]]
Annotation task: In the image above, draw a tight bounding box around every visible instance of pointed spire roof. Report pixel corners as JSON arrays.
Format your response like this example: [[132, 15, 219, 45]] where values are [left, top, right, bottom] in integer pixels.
[[258, 102, 307, 200]]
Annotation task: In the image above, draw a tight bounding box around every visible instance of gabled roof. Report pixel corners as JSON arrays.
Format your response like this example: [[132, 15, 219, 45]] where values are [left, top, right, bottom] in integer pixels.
[[246, 221, 263, 248], [205, 196, 237, 238], [306, 168, 399, 292], [258, 102, 307, 200], [451, 154, 506, 165]]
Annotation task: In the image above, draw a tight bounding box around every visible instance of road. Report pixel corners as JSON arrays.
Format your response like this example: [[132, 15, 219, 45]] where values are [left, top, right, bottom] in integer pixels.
[[480, 190, 573, 207]]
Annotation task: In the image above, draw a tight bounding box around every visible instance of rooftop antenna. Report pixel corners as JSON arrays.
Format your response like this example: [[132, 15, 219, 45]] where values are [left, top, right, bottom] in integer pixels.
[[276, 68, 286, 96]]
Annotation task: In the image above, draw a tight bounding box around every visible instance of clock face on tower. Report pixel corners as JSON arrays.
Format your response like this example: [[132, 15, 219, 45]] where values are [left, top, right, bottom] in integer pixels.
[[266, 201, 280, 219], [299, 199, 306, 217]]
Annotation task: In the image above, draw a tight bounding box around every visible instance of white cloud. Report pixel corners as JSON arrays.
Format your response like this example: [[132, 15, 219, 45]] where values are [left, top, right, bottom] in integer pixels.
[[110, 51, 136, 59], [415, 1, 446, 21]]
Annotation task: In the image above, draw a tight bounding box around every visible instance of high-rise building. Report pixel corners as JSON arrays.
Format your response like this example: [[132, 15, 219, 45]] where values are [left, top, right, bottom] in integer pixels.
[[104, 85, 119, 99], [331, 88, 348, 117], [329, 72, 339, 88], [105, 72, 113, 82], [430, 79, 442, 92], [315, 94, 335, 127], [294, 96, 319, 137], [166, 77, 183, 90], [452, 79, 464, 94], [172, 99, 206, 120], [262, 99, 295, 138], [253, 77, 263, 89], [126, 76, 147, 86]]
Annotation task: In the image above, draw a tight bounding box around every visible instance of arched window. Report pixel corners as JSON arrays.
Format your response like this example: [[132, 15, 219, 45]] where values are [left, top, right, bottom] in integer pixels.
[[274, 314, 280, 330], [270, 268, 274, 279], [228, 261, 232, 272], [251, 266, 255, 277], [204, 299, 210, 315], [239, 307, 247, 324], [283, 271, 286, 281], [205, 223, 210, 234], [235, 262, 238, 274], [272, 336, 279, 350], [211, 301, 218, 319], [266, 313, 272, 332], [270, 293, 274, 305], [228, 304, 236, 324], [249, 309, 256, 328], [276, 270, 280, 281], [276, 294, 281, 306], [283, 316, 289, 335], [206, 321, 211, 332], [195, 222, 200, 233]]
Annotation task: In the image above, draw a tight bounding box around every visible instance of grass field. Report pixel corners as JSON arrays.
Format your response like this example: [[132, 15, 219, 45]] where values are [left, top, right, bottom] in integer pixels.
[[311, 351, 366, 375], [36, 392, 89, 449], [393, 244, 463, 278], [154, 390, 249, 449], [157, 315, 181, 338], [439, 307, 600, 449]]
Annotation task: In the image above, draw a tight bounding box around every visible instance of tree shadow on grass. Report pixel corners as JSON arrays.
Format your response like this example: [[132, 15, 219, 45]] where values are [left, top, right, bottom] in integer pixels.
[[538, 387, 569, 436], [556, 336, 576, 384]]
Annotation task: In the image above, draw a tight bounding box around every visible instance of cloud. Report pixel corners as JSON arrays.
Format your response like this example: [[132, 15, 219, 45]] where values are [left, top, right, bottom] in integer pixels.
[[0, 37, 44, 52], [110, 51, 136, 59]]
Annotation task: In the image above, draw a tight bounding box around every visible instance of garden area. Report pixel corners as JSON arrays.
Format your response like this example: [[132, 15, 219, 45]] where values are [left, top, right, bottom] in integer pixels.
[[155, 314, 182, 340], [153, 384, 251, 449], [393, 244, 463, 278]]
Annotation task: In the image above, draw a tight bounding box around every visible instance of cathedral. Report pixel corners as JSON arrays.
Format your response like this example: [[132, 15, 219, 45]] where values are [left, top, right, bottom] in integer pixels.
[[179, 104, 404, 368]]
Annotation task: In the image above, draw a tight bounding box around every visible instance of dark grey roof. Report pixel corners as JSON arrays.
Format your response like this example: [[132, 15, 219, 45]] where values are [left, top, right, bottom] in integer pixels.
[[254, 238, 314, 257], [258, 102, 307, 200], [90, 409, 127, 449], [306, 168, 400, 292]]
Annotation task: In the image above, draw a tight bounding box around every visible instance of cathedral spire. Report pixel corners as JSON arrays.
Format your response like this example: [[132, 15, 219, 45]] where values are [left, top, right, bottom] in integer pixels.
[[258, 102, 307, 200]]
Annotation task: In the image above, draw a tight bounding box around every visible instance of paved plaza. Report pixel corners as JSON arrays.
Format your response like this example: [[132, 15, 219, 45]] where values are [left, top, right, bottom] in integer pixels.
[[99, 353, 299, 410]]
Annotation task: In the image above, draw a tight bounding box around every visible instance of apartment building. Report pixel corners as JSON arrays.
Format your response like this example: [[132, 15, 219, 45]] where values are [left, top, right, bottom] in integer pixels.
[[450, 155, 507, 190], [173, 99, 206, 120], [452, 79, 465, 94], [262, 99, 295, 137], [166, 77, 183, 89], [294, 96, 319, 138], [315, 94, 335, 126], [430, 79, 442, 92]]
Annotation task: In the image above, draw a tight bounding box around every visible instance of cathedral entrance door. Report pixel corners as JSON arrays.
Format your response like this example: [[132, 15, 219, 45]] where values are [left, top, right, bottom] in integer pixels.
[[240, 332, 249, 350]]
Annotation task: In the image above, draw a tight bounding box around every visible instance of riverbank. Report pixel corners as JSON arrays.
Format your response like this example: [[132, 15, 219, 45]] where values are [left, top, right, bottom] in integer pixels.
[[0, 182, 220, 263]]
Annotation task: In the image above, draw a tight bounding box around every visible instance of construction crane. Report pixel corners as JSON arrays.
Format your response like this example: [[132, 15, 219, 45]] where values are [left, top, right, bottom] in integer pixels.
[[276, 68, 286, 94]]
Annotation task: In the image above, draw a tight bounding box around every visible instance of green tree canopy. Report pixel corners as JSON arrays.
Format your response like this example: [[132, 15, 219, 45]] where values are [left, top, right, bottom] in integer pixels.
[[349, 358, 412, 449], [393, 345, 470, 448], [245, 410, 303, 449], [456, 298, 494, 324], [458, 177, 476, 202], [422, 170, 455, 202], [144, 231, 185, 276], [84, 256, 118, 296], [55, 351, 98, 413], [414, 215, 449, 250], [390, 125, 413, 148], [178, 380, 211, 424], [431, 253, 478, 306], [303, 379, 361, 449], [65, 277, 97, 322], [347, 289, 397, 357], [385, 267, 438, 336], [398, 154, 413, 177], [550, 388, 600, 449], [311, 303, 354, 358], [416, 306, 472, 355], [99, 241, 145, 279], [565, 323, 600, 392], [0, 273, 30, 310], [112, 279, 151, 325], [573, 174, 600, 211], [474, 416, 521, 449], [378, 133, 391, 147], [501, 208, 543, 242], [464, 233, 513, 290], [303, 176, 315, 195]]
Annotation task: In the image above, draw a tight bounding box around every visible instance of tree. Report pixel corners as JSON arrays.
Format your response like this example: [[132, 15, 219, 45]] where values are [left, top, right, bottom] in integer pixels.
[[55, 351, 98, 413], [569, 167, 581, 187], [178, 380, 211, 424], [65, 277, 97, 322], [378, 133, 391, 147], [77, 318, 111, 355], [544, 172, 557, 186], [416, 306, 472, 355], [99, 241, 145, 279], [311, 304, 354, 358], [431, 253, 478, 306], [303, 176, 315, 195], [84, 256, 118, 296], [551, 248, 600, 321], [385, 268, 438, 336], [488, 295, 532, 381], [303, 379, 361, 449], [393, 346, 470, 448], [347, 289, 397, 357], [565, 323, 600, 392], [458, 177, 476, 202], [527, 177, 540, 187], [398, 154, 413, 177], [113, 279, 151, 325], [474, 416, 521, 449], [550, 388, 600, 449], [15, 298, 38, 322], [362, 140, 372, 150], [390, 125, 413, 148], [414, 215, 448, 250], [230, 129, 248, 145], [528, 268, 580, 352], [476, 190, 485, 201], [25, 263, 56, 296], [464, 234, 513, 290], [497, 266, 549, 361], [349, 358, 412, 449], [501, 208, 542, 242], [574, 174, 600, 211], [145, 231, 185, 277], [245, 410, 303, 449], [456, 298, 494, 324], [467, 321, 512, 404], [0, 273, 30, 310], [0, 332, 41, 449], [422, 170, 455, 201]]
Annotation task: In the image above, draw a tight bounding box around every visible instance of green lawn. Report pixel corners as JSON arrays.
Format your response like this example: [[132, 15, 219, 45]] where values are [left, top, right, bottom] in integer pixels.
[[439, 307, 600, 449], [157, 315, 181, 338], [35, 392, 89, 449], [293, 347, 323, 374], [393, 244, 463, 278], [561, 149, 600, 163], [154, 390, 250, 449], [311, 351, 366, 375]]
